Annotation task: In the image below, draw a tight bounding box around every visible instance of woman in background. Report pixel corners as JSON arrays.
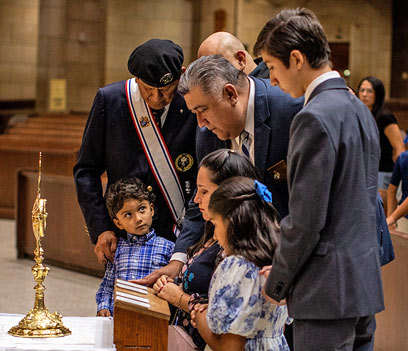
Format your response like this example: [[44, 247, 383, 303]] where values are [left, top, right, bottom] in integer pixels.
[[357, 76, 405, 189]]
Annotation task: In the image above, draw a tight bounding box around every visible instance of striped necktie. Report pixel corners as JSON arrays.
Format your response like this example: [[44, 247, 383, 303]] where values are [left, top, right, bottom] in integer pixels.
[[241, 130, 250, 158]]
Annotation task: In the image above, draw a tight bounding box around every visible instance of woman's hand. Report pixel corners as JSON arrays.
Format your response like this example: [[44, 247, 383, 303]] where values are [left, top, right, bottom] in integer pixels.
[[156, 281, 184, 305], [152, 274, 174, 293]]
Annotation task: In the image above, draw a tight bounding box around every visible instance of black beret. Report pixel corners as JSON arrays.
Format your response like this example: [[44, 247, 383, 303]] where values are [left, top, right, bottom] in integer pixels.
[[127, 39, 184, 88]]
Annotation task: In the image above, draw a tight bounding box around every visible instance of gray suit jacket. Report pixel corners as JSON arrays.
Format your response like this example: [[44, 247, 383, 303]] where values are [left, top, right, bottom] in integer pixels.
[[265, 78, 384, 319]]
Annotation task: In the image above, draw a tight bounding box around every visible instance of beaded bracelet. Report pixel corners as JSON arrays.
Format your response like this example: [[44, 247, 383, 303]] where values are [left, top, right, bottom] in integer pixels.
[[178, 292, 186, 308]]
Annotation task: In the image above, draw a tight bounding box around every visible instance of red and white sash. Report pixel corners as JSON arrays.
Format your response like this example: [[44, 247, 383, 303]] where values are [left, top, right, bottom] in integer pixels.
[[126, 78, 185, 231]]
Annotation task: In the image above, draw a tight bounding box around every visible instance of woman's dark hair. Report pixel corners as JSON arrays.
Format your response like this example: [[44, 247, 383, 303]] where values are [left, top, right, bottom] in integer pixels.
[[187, 149, 259, 258], [357, 76, 385, 120], [199, 148, 260, 184], [208, 176, 280, 267], [105, 176, 155, 219]]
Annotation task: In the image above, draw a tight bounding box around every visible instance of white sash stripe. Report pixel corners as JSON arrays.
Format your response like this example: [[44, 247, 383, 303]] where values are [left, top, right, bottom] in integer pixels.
[[126, 78, 185, 228]]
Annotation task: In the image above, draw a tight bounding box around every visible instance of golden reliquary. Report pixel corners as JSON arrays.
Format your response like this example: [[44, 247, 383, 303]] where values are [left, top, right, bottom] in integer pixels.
[[8, 152, 71, 338]]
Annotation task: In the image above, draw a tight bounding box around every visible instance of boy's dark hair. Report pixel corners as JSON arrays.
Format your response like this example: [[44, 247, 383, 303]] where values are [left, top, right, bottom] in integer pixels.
[[105, 176, 155, 219], [208, 176, 280, 267], [262, 8, 331, 69], [187, 149, 259, 258], [357, 76, 386, 120], [253, 9, 306, 57]]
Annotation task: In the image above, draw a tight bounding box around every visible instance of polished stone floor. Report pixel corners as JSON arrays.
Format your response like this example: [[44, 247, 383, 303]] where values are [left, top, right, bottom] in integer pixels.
[[0, 219, 100, 317]]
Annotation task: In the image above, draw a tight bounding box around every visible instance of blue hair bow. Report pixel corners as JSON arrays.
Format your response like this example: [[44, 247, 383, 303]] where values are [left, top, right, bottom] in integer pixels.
[[254, 180, 272, 203]]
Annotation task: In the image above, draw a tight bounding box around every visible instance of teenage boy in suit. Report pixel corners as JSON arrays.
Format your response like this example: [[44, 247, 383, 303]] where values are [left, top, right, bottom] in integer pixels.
[[260, 8, 384, 351]]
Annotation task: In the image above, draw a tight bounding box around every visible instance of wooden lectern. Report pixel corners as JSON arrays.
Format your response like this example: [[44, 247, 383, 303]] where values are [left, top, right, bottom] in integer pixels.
[[113, 279, 170, 351]]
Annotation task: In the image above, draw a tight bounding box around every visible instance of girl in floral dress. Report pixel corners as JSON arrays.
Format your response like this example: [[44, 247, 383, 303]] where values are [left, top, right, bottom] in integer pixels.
[[191, 176, 290, 351]]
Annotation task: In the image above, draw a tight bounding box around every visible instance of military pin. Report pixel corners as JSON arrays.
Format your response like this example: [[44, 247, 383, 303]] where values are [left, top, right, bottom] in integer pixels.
[[175, 153, 194, 172], [184, 180, 191, 195]]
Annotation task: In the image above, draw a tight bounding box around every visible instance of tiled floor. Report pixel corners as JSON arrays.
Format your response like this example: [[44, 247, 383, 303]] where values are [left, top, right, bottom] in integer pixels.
[[0, 219, 101, 317]]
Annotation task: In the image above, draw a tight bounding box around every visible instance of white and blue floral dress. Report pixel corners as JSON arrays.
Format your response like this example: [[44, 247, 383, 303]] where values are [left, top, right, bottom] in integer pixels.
[[206, 255, 290, 351]]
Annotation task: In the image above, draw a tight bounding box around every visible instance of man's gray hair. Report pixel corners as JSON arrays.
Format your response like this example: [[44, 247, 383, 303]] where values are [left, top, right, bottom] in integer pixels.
[[179, 55, 247, 100]]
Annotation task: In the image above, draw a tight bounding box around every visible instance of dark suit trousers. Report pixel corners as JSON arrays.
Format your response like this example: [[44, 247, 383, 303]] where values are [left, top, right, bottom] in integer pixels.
[[293, 316, 376, 351]]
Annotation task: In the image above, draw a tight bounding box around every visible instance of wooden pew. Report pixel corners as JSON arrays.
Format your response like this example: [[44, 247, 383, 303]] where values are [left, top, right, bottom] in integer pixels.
[[27, 114, 87, 124], [0, 99, 35, 133], [7, 126, 83, 138], [16, 170, 104, 277], [10, 121, 85, 133], [0, 113, 86, 218], [0, 134, 81, 218], [375, 229, 408, 351]]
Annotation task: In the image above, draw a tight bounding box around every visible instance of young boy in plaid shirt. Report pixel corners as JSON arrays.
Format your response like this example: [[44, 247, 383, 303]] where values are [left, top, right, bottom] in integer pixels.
[[96, 176, 174, 316]]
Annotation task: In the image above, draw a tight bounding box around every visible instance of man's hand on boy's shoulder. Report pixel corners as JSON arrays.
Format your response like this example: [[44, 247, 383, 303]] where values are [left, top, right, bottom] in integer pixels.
[[94, 230, 118, 264], [131, 260, 184, 287]]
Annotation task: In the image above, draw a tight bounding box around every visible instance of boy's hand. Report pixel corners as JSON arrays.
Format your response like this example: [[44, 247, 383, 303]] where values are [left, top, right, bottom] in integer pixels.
[[97, 309, 111, 317], [94, 231, 117, 264], [132, 260, 183, 287]]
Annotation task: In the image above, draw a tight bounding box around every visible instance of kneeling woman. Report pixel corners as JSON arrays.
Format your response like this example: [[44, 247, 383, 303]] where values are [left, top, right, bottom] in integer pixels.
[[153, 149, 259, 350]]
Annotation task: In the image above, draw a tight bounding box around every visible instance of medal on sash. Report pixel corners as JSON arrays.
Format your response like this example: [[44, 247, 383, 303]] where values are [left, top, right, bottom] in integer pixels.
[[126, 78, 185, 233]]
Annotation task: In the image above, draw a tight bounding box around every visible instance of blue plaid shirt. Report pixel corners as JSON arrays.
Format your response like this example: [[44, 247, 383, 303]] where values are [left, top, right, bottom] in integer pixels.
[[96, 229, 174, 314]]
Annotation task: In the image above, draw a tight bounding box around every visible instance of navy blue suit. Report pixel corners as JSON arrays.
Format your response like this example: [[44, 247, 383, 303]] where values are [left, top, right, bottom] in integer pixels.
[[74, 80, 198, 244], [175, 77, 304, 253]]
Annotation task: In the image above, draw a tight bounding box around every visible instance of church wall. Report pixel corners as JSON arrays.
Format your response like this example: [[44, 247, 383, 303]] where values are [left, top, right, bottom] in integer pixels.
[[35, 0, 107, 113], [197, 0, 392, 94], [104, 0, 194, 85], [0, 0, 394, 108], [0, 0, 39, 101]]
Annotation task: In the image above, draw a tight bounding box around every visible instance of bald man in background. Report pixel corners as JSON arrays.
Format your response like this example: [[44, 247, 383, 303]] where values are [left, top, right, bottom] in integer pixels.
[[197, 31, 269, 78]]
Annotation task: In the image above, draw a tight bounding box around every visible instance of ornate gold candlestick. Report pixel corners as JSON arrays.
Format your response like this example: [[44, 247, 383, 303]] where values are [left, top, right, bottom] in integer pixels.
[[8, 152, 71, 338]]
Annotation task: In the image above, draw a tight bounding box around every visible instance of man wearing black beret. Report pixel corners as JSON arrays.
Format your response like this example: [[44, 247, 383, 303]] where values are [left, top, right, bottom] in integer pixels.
[[74, 39, 198, 265]]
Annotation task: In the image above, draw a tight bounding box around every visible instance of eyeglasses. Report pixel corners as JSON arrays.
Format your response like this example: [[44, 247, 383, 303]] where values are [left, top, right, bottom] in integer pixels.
[[358, 88, 374, 94]]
